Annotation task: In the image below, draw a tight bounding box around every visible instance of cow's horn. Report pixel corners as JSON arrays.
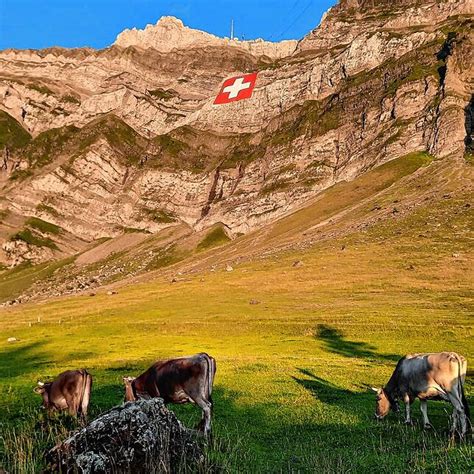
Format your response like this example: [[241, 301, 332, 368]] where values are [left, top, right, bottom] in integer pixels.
[[37, 381, 45, 386], [370, 387, 379, 392]]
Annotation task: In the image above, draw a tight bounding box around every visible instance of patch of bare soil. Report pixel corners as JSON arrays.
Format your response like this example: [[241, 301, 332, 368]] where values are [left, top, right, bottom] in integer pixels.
[[75, 232, 150, 265]]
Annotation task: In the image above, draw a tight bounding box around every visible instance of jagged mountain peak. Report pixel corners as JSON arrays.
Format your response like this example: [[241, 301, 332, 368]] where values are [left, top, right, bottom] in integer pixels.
[[114, 15, 298, 59]]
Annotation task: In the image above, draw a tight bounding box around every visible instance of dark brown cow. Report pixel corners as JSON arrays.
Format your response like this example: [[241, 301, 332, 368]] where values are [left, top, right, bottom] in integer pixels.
[[372, 352, 470, 435], [123, 353, 216, 435], [34, 369, 92, 419]]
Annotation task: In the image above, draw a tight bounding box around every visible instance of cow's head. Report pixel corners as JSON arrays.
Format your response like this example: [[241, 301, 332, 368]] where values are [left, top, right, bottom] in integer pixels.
[[371, 387, 393, 419], [34, 381, 51, 407], [123, 376, 136, 402]]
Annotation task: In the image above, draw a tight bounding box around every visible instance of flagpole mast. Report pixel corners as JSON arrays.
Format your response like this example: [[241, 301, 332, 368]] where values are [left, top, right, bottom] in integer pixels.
[[231, 19, 234, 40]]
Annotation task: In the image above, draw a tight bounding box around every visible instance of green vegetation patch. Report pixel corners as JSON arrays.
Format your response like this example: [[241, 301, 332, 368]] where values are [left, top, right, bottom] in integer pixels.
[[270, 96, 342, 147], [143, 208, 177, 224], [149, 88, 178, 101], [25, 217, 61, 235], [62, 94, 81, 105], [10, 229, 58, 250], [0, 257, 73, 303], [221, 139, 266, 169], [260, 179, 292, 195], [9, 169, 33, 181], [27, 83, 53, 95], [145, 244, 188, 271], [76, 115, 148, 166], [266, 151, 433, 241], [122, 227, 150, 234], [22, 125, 79, 169], [36, 203, 60, 218], [0, 209, 10, 222], [0, 110, 31, 150], [386, 61, 444, 96], [154, 134, 188, 157], [197, 226, 231, 251]]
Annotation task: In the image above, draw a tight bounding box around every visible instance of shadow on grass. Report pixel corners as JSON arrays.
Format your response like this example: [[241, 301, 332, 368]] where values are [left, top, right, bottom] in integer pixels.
[[0, 342, 50, 380], [292, 368, 372, 411], [316, 325, 400, 362], [2, 377, 471, 473]]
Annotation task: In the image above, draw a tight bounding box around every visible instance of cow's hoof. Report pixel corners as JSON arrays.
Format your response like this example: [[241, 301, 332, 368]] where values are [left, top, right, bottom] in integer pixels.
[[404, 420, 413, 426], [423, 423, 434, 430]]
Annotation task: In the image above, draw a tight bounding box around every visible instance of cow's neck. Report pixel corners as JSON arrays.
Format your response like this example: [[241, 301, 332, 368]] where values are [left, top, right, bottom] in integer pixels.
[[385, 375, 400, 401]]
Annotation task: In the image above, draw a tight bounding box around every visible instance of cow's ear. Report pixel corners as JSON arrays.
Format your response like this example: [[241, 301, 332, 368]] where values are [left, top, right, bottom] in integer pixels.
[[34, 386, 44, 394]]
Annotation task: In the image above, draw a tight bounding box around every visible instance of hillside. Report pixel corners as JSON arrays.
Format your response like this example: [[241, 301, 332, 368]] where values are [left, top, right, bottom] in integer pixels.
[[0, 0, 472, 272], [0, 151, 472, 472]]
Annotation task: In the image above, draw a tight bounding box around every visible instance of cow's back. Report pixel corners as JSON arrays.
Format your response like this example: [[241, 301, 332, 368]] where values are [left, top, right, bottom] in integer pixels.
[[425, 352, 466, 391], [398, 352, 465, 396], [139, 353, 212, 402], [49, 370, 89, 411]]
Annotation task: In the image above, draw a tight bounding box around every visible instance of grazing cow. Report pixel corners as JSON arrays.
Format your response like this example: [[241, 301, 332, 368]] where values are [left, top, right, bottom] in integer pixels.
[[34, 369, 92, 419], [123, 353, 216, 435], [372, 352, 470, 435]]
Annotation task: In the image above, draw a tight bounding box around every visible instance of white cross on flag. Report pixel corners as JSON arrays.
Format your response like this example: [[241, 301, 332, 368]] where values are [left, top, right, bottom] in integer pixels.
[[214, 72, 258, 105]]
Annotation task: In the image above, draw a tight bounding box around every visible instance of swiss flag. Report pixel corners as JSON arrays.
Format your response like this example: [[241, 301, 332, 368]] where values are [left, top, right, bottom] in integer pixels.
[[214, 72, 258, 105]]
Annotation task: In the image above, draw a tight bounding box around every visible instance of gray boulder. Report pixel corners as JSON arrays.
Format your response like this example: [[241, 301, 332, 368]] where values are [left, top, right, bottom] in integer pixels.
[[47, 398, 202, 473]]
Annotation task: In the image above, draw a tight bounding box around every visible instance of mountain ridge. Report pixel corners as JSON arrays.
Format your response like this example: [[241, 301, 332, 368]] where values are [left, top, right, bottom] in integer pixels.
[[114, 16, 298, 59]]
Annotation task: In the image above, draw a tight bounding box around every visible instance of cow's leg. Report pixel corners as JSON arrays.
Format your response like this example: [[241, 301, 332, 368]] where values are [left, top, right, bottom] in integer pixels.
[[194, 397, 212, 436], [447, 393, 467, 436], [420, 400, 432, 429], [68, 401, 79, 418], [404, 395, 412, 425]]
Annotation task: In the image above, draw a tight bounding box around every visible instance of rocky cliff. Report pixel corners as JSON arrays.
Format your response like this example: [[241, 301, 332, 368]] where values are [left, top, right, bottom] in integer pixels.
[[0, 0, 472, 267], [115, 16, 298, 59]]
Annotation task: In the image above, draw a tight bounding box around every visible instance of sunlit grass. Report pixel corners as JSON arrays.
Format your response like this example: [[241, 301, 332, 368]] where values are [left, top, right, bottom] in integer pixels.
[[0, 156, 472, 472], [1, 228, 472, 471]]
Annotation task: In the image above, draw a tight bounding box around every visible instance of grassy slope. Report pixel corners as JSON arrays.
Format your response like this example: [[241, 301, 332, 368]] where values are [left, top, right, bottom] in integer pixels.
[[0, 111, 31, 149], [0, 156, 473, 472], [0, 259, 73, 303]]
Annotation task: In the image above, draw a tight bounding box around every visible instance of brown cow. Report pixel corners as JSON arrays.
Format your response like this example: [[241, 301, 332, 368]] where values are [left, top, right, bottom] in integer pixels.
[[372, 352, 470, 435], [123, 353, 216, 435], [34, 369, 92, 419]]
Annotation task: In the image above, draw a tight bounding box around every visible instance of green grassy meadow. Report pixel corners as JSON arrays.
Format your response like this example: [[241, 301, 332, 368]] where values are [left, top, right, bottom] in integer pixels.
[[1, 232, 473, 471], [0, 156, 473, 472]]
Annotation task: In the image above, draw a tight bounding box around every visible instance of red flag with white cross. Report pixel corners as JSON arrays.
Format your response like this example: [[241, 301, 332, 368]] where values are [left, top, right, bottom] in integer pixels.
[[214, 72, 258, 105]]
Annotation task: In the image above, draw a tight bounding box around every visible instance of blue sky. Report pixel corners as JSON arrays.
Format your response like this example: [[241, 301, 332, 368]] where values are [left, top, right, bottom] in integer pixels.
[[0, 0, 336, 50]]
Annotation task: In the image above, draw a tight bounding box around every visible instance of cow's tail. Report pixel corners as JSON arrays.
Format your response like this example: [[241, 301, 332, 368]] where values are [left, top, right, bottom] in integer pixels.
[[80, 370, 93, 419], [204, 354, 216, 405], [456, 355, 470, 427]]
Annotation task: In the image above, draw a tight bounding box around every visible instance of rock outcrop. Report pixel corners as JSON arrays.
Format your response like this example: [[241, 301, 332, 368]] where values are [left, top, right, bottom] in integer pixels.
[[115, 16, 298, 59], [47, 399, 202, 473]]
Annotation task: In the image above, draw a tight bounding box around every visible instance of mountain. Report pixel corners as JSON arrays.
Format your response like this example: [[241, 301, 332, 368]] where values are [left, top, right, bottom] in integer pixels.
[[115, 16, 298, 58], [0, 0, 472, 290]]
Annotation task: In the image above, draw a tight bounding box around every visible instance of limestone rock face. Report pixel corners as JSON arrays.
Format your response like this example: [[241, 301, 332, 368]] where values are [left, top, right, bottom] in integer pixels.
[[115, 16, 298, 59], [0, 0, 472, 266]]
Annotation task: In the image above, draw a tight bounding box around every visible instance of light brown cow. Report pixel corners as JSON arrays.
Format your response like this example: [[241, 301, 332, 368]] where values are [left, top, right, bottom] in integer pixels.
[[372, 352, 470, 435], [34, 369, 92, 419], [123, 353, 216, 435]]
